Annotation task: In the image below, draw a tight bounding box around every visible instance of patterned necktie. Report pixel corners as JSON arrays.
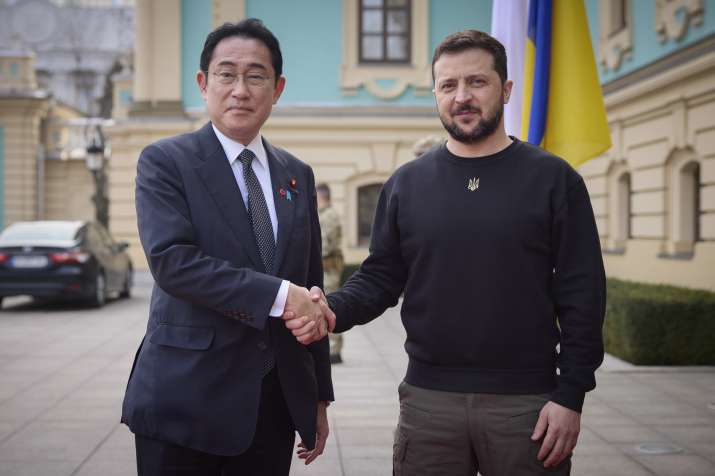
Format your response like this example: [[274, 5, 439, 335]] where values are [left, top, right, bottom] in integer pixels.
[[238, 148, 276, 375], [238, 148, 276, 274]]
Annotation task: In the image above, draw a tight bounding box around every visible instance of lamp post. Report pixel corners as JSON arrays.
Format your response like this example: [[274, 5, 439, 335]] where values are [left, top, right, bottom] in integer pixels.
[[85, 125, 109, 229]]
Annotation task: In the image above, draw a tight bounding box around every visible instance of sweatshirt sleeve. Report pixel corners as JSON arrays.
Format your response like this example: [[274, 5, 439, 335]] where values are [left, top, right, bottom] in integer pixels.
[[327, 178, 407, 332], [550, 177, 606, 412]]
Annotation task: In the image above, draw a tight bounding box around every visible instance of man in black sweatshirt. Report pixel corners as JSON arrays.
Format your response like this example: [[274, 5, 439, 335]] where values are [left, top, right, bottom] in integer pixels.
[[286, 30, 605, 476]]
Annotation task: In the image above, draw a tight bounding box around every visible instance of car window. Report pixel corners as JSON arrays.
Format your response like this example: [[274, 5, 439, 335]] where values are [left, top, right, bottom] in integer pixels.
[[0, 222, 81, 242]]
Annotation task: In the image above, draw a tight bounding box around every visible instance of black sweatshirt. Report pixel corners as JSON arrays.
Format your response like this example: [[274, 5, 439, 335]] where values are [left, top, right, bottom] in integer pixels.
[[328, 139, 605, 412]]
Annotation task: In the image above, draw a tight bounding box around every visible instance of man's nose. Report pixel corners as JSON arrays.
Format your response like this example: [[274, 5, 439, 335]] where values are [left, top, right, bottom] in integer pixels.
[[454, 83, 472, 103], [230, 77, 250, 97]]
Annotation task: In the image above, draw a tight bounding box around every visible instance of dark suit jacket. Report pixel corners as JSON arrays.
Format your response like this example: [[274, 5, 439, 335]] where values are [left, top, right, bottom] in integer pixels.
[[121, 122, 333, 456]]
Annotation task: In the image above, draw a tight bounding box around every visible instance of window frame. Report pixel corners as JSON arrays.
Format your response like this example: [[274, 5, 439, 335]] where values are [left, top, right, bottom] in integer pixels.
[[598, 0, 633, 71], [358, 0, 412, 65], [341, 0, 431, 99]]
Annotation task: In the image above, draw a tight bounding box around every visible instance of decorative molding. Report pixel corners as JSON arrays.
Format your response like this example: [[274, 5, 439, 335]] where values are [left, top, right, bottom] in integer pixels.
[[655, 0, 704, 43], [213, 0, 245, 27], [671, 98, 687, 149], [340, 0, 431, 99], [0, 52, 38, 91], [599, 0, 633, 71], [128, 100, 187, 118], [603, 34, 715, 101]]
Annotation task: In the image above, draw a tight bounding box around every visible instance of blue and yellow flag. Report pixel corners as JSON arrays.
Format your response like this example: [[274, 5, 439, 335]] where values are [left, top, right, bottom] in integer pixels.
[[517, 0, 611, 168]]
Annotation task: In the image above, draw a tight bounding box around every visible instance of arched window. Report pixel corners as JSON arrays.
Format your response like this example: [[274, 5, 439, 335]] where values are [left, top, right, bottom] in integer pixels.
[[357, 183, 383, 246], [606, 164, 630, 251], [679, 161, 701, 244], [617, 172, 632, 241]]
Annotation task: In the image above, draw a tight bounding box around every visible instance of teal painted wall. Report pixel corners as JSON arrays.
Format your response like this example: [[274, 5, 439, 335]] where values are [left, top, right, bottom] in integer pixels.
[[180, 0, 495, 107], [585, 0, 599, 77], [586, 0, 715, 84], [247, 0, 441, 105], [181, 0, 213, 111], [430, 0, 492, 56], [246, 0, 346, 105], [0, 126, 4, 229], [178, 0, 715, 107]]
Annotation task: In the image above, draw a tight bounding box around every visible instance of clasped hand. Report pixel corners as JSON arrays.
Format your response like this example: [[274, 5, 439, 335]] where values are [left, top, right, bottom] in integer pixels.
[[282, 284, 336, 344]]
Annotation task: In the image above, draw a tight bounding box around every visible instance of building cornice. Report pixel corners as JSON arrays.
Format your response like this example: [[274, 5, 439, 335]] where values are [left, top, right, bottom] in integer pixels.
[[602, 33, 715, 104]]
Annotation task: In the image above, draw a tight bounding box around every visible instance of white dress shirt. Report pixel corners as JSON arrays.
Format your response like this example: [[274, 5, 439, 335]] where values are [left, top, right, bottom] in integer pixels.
[[212, 124, 289, 317]]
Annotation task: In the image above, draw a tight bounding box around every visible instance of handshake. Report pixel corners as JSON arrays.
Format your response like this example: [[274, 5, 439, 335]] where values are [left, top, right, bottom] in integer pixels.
[[281, 284, 336, 344]]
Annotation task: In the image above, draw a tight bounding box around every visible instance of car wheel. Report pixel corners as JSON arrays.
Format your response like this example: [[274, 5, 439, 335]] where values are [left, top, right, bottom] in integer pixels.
[[120, 268, 133, 299], [90, 272, 107, 308]]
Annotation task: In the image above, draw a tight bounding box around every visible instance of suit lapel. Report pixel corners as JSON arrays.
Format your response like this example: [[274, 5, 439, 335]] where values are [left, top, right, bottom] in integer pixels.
[[264, 139, 295, 276], [194, 123, 264, 271]]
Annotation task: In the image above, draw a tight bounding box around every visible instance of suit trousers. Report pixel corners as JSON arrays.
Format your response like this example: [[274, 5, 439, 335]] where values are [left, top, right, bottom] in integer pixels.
[[393, 381, 571, 476], [135, 368, 296, 476]]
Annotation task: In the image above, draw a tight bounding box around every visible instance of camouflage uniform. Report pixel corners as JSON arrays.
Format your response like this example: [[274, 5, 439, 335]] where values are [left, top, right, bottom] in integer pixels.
[[319, 204, 344, 359]]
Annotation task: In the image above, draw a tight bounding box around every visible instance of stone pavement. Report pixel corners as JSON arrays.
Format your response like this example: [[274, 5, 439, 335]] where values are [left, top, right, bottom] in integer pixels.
[[0, 274, 713, 476]]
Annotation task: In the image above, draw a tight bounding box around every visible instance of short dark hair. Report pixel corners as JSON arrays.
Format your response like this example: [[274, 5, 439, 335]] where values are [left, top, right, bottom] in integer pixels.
[[200, 18, 283, 83], [316, 183, 331, 200], [431, 30, 507, 85]]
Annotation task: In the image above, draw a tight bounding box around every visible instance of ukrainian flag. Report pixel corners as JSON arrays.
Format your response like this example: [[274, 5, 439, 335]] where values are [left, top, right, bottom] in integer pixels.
[[495, 0, 611, 168]]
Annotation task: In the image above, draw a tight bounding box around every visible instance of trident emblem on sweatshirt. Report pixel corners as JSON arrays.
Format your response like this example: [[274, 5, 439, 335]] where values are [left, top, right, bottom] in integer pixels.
[[467, 177, 480, 191]]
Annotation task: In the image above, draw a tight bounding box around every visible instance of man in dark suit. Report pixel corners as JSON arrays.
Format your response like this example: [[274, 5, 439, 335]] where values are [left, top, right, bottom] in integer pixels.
[[121, 18, 334, 476]]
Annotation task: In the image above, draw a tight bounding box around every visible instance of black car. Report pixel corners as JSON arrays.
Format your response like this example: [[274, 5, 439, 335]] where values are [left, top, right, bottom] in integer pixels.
[[0, 220, 133, 308]]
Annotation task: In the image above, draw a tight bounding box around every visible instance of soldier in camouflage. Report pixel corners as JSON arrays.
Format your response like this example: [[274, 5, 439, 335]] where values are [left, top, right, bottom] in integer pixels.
[[317, 183, 345, 364]]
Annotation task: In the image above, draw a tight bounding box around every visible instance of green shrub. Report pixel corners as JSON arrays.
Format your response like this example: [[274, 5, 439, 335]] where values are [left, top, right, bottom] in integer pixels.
[[604, 278, 715, 365]]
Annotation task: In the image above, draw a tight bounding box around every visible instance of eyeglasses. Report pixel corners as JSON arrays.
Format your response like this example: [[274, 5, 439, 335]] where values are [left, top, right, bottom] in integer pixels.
[[210, 70, 272, 88]]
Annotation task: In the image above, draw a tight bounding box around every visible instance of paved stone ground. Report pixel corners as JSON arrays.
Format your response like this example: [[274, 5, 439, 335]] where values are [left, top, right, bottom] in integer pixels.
[[0, 275, 713, 476]]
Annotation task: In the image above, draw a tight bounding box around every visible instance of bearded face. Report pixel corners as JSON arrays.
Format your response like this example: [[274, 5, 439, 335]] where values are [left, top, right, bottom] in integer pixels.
[[433, 48, 510, 146], [440, 100, 504, 144]]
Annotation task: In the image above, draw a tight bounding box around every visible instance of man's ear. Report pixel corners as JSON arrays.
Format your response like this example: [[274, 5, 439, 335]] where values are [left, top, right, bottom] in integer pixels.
[[197, 70, 208, 100], [503, 79, 514, 104], [273, 76, 286, 104]]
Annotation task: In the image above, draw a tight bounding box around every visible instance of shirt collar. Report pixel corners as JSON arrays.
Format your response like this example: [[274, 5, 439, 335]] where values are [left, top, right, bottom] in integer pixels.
[[212, 123, 268, 171]]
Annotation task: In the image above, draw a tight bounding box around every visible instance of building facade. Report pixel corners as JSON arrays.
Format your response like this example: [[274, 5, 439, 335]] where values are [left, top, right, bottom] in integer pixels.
[[0, 0, 134, 231], [107, 0, 714, 291], [108, 0, 490, 267], [583, 0, 715, 291]]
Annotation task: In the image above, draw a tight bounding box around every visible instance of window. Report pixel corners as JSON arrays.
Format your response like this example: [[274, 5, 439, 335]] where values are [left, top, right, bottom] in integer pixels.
[[695, 164, 701, 242], [617, 172, 632, 241], [359, 0, 411, 64], [341, 0, 430, 98], [357, 183, 383, 246], [607, 165, 631, 252], [599, 0, 632, 71], [668, 160, 701, 257], [608, 0, 627, 36], [679, 162, 701, 243]]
